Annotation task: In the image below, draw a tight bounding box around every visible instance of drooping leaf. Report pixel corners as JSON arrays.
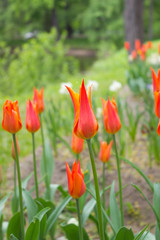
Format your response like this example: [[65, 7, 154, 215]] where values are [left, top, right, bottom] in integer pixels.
[[22, 190, 38, 223], [46, 195, 72, 234], [7, 212, 21, 240], [61, 223, 90, 240]]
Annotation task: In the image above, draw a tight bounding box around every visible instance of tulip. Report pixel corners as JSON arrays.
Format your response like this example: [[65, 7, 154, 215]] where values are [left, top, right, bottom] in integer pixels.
[[124, 41, 130, 51], [154, 91, 160, 118], [12, 136, 20, 160], [147, 41, 152, 49], [66, 160, 86, 199], [131, 50, 137, 60], [99, 140, 113, 163], [135, 39, 141, 50], [101, 97, 121, 134], [157, 120, 160, 135], [2, 100, 22, 134], [72, 131, 84, 154], [151, 67, 160, 93], [66, 80, 99, 139], [25, 100, 40, 133], [33, 87, 44, 114], [158, 44, 160, 55]]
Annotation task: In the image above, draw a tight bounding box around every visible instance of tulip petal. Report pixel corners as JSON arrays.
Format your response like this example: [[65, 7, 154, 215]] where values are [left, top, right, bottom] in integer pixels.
[[66, 162, 73, 196]]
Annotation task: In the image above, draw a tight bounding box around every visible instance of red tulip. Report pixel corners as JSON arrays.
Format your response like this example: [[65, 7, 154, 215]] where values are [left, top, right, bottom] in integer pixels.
[[72, 131, 84, 154], [135, 39, 141, 50], [157, 120, 160, 135], [33, 87, 44, 114], [151, 67, 160, 93], [2, 100, 22, 134], [124, 41, 130, 51], [11, 136, 20, 160], [66, 160, 86, 199], [99, 140, 113, 163], [154, 91, 160, 118], [131, 50, 137, 60], [66, 80, 99, 139], [25, 100, 40, 133], [101, 97, 121, 134]]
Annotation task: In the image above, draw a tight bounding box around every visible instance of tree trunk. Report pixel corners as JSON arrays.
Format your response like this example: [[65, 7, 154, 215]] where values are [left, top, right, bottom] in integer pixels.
[[148, 0, 154, 40], [124, 0, 144, 51], [52, 8, 60, 39]]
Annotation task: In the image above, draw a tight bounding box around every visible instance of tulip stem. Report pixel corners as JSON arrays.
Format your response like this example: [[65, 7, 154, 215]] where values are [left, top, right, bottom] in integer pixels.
[[32, 133, 39, 199], [14, 160, 17, 200], [87, 139, 104, 240], [12, 134, 25, 240], [102, 163, 105, 211], [112, 134, 124, 226], [76, 199, 83, 240], [39, 114, 50, 200]]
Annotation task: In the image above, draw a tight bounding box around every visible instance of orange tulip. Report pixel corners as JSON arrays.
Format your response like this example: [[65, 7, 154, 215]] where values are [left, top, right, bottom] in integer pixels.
[[157, 120, 160, 135], [135, 39, 141, 50], [154, 91, 160, 118], [158, 44, 160, 55], [11, 136, 20, 160], [101, 97, 121, 134], [124, 41, 130, 51], [2, 100, 22, 134], [25, 100, 40, 133], [151, 67, 160, 93], [66, 160, 86, 199], [66, 80, 99, 139], [147, 41, 152, 49], [99, 140, 113, 163], [131, 50, 137, 60], [72, 131, 84, 154], [33, 87, 44, 114]]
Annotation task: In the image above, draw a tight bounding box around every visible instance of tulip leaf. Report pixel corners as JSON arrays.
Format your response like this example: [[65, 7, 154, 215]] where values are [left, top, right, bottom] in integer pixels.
[[153, 183, 160, 216], [114, 227, 134, 240], [0, 193, 11, 215], [82, 197, 96, 227], [22, 172, 33, 189], [25, 219, 40, 240], [61, 223, 90, 240], [9, 234, 19, 240], [109, 181, 121, 232], [7, 212, 22, 240], [155, 223, 160, 240], [134, 224, 149, 240], [46, 195, 72, 234], [120, 157, 153, 192], [11, 190, 19, 214], [40, 139, 54, 185], [22, 190, 38, 223]]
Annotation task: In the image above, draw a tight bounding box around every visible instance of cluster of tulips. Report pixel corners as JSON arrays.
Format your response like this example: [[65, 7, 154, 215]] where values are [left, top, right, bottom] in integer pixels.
[[2, 68, 160, 240], [124, 39, 160, 61]]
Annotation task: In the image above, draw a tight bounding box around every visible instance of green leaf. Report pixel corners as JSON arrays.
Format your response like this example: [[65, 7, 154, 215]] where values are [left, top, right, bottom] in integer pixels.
[[61, 223, 90, 240], [22, 190, 38, 223], [11, 191, 19, 214], [40, 139, 54, 185], [0, 193, 11, 215], [7, 212, 21, 239], [115, 227, 134, 240], [120, 157, 153, 192], [153, 183, 160, 216], [46, 195, 72, 234], [109, 181, 121, 232], [134, 225, 149, 240], [9, 234, 19, 240], [22, 172, 33, 189], [34, 207, 50, 222], [25, 219, 40, 240], [82, 198, 96, 227]]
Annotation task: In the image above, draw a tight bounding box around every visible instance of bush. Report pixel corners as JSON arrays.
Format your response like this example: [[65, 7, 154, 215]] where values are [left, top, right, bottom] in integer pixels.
[[0, 28, 79, 96]]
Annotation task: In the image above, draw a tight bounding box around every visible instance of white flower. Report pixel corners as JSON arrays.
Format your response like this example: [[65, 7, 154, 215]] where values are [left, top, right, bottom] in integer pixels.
[[147, 53, 160, 65], [109, 81, 122, 92], [59, 82, 72, 94], [68, 218, 78, 226], [86, 80, 99, 91]]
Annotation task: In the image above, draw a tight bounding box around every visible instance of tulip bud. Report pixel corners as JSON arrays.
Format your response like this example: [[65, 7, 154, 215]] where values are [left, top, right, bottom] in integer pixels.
[[66, 160, 86, 199], [101, 97, 121, 134], [33, 87, 44, 114], [99, 140, 113, 163]]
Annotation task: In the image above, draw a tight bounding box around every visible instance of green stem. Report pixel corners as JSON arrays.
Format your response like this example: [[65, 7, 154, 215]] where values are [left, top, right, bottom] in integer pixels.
[[112, 134, 124, 226], [14, 160, 17, 198], [12, 134, 25, 240], [87, 139, 104, 240], [39, 114, 50, 200], [76, 199, 83, 240], [32, 133, 39, 199], [102, 163, 105, 211]]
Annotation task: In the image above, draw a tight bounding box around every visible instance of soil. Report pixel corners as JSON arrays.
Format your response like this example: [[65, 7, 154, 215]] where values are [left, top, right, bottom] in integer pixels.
[[2, 85, 159, 239]]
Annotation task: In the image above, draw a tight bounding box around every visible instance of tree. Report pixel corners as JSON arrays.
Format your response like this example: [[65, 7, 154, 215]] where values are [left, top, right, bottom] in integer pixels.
[[124, 0, 144, 51]]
